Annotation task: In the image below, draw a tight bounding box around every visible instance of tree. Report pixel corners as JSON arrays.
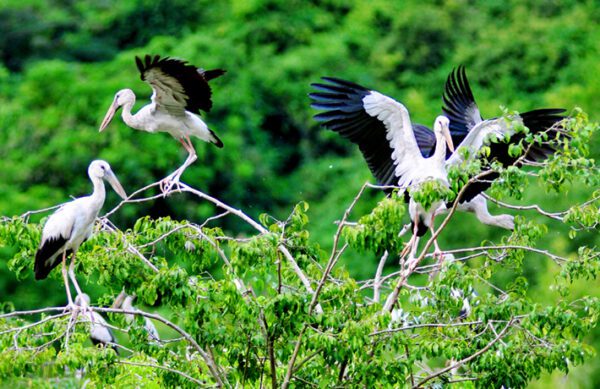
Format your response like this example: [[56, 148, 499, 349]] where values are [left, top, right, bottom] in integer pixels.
[[0, 111, 598, 387]]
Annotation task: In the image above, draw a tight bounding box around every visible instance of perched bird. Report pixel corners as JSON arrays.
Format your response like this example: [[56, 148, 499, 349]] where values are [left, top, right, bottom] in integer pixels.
[[310, 73, 565, 258], [34, 160, 127, 305], [99, 54, 225, 192], [121, 294, 160, 342], [75, 294, 118, 353]]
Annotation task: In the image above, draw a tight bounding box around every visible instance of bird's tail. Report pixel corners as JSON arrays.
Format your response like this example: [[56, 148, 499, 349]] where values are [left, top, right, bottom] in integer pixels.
[[208, 128, 224, 148]]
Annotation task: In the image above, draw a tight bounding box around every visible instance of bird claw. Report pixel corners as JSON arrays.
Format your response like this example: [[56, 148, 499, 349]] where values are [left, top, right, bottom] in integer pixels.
[[160, 175, 183, 195]]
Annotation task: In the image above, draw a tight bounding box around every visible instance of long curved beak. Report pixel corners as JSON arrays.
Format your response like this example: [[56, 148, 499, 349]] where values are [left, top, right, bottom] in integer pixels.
[[99, 98, 119, 132], [443, 124, 455, 153], [105, 170, 128, 200]]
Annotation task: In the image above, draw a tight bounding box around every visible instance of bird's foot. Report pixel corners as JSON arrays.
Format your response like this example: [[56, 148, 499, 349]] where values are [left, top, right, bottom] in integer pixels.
[[160, 174, 184, 195]]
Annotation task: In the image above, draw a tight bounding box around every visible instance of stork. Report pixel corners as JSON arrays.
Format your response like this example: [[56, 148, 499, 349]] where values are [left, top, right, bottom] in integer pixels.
[[74, 294, 118, 353], [310, 74, 565, 258], [34, 160, 127, 306], [99, 54, 225, 192], [312, 79, 455, 258], [114, 292, 160, 342]]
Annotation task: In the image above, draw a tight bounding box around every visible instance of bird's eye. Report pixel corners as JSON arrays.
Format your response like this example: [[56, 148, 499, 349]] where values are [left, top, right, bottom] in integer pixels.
[[101, 165, 106, 171]]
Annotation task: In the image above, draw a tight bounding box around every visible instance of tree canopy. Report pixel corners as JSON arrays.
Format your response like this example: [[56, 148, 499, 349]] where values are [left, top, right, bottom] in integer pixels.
[[1, 1, 599, 387]]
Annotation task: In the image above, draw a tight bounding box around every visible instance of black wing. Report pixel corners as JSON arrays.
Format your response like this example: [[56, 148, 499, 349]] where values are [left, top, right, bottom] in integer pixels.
[[135, 54, 225, 115], [310, 78, 435, 189], [34, 236, 70, 280], [442, 66, 567, 203]]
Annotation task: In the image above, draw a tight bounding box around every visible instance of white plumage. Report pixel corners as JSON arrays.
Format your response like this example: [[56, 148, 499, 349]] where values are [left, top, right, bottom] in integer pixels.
[[34, 160, 127, 305], [121, 295, 160, 342], [99, 55, 225, 192], [75, 294, 117, 351]]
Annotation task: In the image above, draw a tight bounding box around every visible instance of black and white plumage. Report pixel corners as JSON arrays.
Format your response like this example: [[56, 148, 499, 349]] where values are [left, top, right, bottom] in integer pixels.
[[310, 71, 565, 237], [311, 77, 455, 258], [75, 294, 118, 353], [99, 54, 225, 192], [441, 66, 566, 202], [34, 160, 127, 305]]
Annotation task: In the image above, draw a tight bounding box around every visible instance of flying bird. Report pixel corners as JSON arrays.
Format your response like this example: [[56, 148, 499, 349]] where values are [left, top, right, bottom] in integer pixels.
[[34, 160, 127, 306], [99, 54, 225, 192], [310, 73, 565, 258], [75, 294, 118, 353]]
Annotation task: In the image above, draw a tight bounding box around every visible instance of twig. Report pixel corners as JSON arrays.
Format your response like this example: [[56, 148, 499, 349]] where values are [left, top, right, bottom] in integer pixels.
[[94, 307, 226, 387], [117, 360, 205, 385], [373, 251, 389, 303], [414, 319, 515, 388]]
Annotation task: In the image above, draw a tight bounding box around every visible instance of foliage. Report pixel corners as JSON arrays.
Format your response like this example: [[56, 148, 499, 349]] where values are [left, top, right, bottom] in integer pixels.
[[1, 0, 600, 387]]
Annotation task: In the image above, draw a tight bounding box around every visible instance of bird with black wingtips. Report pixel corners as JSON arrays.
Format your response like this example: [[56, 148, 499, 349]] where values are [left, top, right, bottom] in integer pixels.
[[441, 65, 567, 204], [310, 73, 566, 259], [311, 77, 455, 259], [99, 54, 225, 192], [34, 160, 127, 306]]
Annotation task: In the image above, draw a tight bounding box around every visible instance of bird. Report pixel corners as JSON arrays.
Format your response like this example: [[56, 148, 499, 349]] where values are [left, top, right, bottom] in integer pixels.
[[75, 294, 118, 353], [310, 73, 565, 258], [34, 160, 127, 306], [99, 54, 225, 192], [114, 292, 160, 342], [311, 78, 455, 259]]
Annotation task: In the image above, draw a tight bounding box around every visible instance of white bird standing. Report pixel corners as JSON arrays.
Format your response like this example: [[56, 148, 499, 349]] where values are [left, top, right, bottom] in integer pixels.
[[74, 293, 118, 353], [99, 54, 225, 192], [34, 160, 127, 306]]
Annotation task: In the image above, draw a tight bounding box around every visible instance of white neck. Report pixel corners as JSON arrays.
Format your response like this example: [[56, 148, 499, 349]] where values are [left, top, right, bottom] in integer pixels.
[[89, 176, 106, 211], [121, 97, 144, 130], [432, 130, 448, 163]]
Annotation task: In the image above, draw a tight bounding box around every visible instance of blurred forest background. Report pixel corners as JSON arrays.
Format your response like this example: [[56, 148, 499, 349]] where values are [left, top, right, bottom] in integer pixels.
[[0, 0, 598, 386]]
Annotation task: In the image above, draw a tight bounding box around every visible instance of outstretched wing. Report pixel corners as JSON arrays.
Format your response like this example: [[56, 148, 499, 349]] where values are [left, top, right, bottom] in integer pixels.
[[310, 77, 425, 190], [442, 66, 483, 143], [135, 55, 225, 117], [442, 66, 566, 202]]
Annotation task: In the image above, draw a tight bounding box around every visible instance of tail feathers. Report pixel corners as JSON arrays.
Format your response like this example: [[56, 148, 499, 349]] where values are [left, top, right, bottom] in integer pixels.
[[34, 237, 68, 280], [208, 128, 224, 148]]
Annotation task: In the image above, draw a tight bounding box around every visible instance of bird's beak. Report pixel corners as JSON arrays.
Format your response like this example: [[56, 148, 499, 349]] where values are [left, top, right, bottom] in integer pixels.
[[443, 124, 455, 153], [105, 170, 128, 200], [99, 98, 120, 132]]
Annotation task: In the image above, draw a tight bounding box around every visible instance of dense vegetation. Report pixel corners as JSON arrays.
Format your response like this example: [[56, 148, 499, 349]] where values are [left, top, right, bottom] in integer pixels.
[[1, 0, 599, 387]]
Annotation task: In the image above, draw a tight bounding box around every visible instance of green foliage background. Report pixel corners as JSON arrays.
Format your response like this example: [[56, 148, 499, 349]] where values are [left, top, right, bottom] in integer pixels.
[[0, 0, 599, 387]]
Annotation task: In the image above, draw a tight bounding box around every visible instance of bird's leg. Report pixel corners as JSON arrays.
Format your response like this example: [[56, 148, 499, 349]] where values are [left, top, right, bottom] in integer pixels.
[[429, 212, 446, 280], [161, 136, 198, 194], [67, 252, 87, 309], [61, 251, 74, 309]]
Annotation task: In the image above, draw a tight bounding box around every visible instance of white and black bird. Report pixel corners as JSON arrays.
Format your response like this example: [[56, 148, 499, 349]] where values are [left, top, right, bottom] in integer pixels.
[[310, 71, 565, 257], [99, 54, 225, 192], [312, 79, 455, 258], [34, 160, 127, 305], [75, 294, 118, 353]]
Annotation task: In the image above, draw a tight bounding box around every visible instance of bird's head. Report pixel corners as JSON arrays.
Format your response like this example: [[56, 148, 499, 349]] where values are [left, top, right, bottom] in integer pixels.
[[75, 293, 91, 307], [99, 89, 135, 132], [434, 115, 454, 153], [88, 160, 128, 200]]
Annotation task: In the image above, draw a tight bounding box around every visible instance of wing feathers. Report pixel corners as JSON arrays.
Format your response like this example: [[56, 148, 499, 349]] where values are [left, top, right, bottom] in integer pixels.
[[136, 55, 224, 115]]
